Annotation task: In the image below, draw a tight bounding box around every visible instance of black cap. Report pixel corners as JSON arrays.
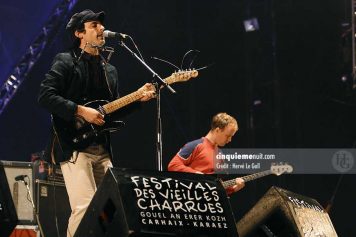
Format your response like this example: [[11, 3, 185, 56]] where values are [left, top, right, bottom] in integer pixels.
[[66, 9, 105, 32]]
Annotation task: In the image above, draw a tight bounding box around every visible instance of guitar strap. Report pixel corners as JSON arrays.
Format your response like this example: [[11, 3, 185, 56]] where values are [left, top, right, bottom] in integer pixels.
[[50, 134, 57, 165], [99, 53, 114, 100], [50, 114, 72, 165], [74, 43, 88, 64], [73, 47, 115, 101]]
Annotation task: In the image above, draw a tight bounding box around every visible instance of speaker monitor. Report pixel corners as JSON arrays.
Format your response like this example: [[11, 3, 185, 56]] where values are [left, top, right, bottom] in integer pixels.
[[75, 168, 239, 237], [1, 160, 35, 225], [36, 179, 71, 237], [236, 186, 338, 237], [0, 162, 18, 237]]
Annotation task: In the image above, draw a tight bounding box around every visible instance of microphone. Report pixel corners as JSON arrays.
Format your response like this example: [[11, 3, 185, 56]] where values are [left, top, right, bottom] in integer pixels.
[[15, 174, 28, 181], [103, 30, 128, 39]]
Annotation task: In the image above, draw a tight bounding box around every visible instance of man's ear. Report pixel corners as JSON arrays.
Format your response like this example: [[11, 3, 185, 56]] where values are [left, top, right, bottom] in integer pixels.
[[74, 30, 83, 39], [213, 127, 221, 133]]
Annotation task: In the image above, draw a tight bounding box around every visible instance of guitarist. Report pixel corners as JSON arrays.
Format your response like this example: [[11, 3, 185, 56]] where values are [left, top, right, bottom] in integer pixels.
[[38, 10, 155, 237], [168, 113, 245, 195]]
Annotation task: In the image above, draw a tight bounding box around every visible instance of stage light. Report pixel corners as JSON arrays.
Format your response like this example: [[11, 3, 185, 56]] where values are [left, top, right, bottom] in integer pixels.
[[244, 18, 259, 32]]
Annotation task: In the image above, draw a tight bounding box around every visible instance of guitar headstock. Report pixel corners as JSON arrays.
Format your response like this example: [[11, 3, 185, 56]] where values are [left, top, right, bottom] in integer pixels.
[[166, 70, 199, 84], [270, 162, 293, 176]]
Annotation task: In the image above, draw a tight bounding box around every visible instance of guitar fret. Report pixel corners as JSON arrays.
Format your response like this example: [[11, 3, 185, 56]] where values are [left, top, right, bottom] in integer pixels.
[[103, 91, 142, 114], [218, 164, 292, 190], [222, 170, 272, 189], [243, 170, 271, 182], [165, 76, 174, 84]]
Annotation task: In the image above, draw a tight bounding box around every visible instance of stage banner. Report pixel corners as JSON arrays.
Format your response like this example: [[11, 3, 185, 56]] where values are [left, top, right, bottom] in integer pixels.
[[76, 168, 239, 237]]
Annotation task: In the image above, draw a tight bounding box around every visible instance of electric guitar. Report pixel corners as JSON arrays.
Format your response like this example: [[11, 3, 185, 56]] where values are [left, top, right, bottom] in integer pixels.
[[53, 70, 198, 149], [221, 163, 293, 189]]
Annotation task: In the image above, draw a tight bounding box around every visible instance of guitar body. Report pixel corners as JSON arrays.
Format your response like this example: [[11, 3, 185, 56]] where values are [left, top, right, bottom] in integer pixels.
[[53, 100, 125, 150]]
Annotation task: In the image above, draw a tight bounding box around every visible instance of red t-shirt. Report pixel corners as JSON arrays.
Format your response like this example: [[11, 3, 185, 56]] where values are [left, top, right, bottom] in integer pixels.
[[168, 137, 217, 173], [168, 137, 236, 195]]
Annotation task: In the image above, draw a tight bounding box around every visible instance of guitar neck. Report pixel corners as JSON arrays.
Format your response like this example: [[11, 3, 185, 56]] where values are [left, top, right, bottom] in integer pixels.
[[102, 90, 142, 114], [222, 170, 272, 189], [102, 74, 180, 115]]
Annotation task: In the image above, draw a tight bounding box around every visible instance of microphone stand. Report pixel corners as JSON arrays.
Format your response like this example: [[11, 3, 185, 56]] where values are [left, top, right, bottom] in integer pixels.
[[119, 39, 176, 171], [19, 178, 45, 237]]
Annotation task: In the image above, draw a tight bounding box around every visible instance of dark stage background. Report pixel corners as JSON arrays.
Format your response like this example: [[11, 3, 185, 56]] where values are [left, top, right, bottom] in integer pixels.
[[1, 0, 356, 235]]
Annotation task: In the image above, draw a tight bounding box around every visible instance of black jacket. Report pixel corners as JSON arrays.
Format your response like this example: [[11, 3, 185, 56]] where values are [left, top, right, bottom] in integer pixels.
[[38, 50, 137, 163], [38, 51, 118, 121]]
